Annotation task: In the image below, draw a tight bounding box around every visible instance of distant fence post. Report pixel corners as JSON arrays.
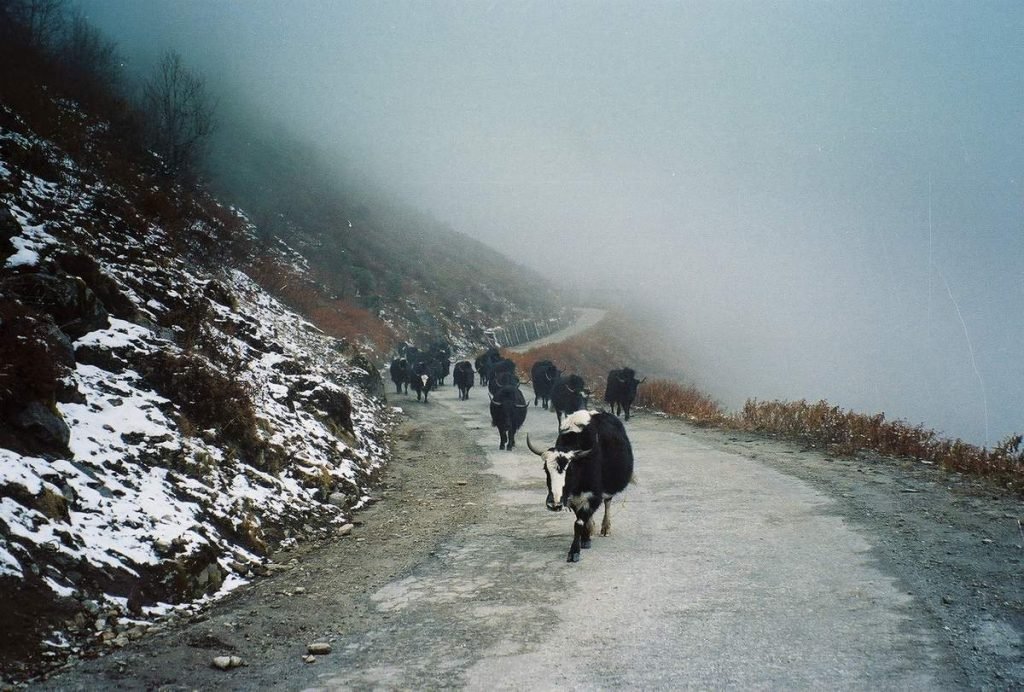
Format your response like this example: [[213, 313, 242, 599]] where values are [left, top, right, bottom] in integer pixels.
[[489, 312, 577, 350]]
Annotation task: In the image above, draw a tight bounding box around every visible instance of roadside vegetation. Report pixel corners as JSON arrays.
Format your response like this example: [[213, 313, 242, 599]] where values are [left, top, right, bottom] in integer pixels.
[[512, 312, 1024, 494]]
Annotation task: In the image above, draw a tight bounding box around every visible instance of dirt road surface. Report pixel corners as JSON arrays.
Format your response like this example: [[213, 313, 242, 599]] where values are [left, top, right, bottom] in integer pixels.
[[34, 372, 1024, 689]]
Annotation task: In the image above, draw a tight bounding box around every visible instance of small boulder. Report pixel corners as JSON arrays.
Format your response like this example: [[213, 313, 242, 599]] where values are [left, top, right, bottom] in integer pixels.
[[307, 642, 332, 655], [211, 655, 244, 670]]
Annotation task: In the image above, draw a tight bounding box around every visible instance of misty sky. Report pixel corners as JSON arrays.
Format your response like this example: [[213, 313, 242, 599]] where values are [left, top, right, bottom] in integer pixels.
[[78, 0, 1022, 446]]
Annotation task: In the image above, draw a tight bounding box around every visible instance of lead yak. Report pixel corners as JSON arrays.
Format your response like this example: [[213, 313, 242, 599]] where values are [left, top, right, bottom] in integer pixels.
[[527, 410, 634, 563]]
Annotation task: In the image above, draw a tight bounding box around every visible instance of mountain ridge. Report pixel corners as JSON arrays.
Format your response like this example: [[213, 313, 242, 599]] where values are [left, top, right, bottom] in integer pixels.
[[0, 27, 565, 681]]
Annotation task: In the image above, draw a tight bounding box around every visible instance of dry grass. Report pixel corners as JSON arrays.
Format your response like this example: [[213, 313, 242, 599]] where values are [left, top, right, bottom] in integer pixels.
[[635, 379, 727, 426], [739, 398, 1024, 490], [139, 351, 265, 466]]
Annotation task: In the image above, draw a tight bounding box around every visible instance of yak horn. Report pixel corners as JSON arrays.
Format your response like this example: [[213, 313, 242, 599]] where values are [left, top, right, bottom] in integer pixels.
[[526, 434, 546, 456]]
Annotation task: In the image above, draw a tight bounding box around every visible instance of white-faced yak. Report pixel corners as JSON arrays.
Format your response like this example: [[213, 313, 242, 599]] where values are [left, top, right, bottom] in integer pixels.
[[527, 410, 634, 563], [409, 361, 433, 402]]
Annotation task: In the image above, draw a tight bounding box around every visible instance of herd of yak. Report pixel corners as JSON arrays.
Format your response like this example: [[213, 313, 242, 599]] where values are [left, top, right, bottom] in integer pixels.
[[387, 344, 645, 450], [388, 342, 643, 562]]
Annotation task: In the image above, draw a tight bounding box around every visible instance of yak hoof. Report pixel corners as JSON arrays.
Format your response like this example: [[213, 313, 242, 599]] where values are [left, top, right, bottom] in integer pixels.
[[499, 443, 505, 450], [581, 538, 592, 549], [567, 552, 581, 563]]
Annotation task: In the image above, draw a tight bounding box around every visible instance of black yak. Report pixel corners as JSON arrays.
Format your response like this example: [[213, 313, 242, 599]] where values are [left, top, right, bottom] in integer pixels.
[[530, 360, 559, 409], [489, 384, 528, 450]]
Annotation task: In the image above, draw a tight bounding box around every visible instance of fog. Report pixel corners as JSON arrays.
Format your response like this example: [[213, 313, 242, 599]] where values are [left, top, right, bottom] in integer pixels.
[[77, 0, 1022, 446]]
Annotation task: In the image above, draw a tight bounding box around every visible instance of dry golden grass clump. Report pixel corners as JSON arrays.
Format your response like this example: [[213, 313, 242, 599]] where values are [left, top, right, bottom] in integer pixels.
[[634, 379, 727, 426], [740, 398, 1024, 489]]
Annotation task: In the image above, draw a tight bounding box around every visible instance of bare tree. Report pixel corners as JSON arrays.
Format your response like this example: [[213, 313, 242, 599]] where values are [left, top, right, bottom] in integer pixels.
[[58, 8, 122, 92], [142, 50, 216, 176], [0, 0, 66, 49]]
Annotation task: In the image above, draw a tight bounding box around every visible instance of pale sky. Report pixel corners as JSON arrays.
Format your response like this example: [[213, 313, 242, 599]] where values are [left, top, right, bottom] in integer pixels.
[[79, 0, 1023, 445]]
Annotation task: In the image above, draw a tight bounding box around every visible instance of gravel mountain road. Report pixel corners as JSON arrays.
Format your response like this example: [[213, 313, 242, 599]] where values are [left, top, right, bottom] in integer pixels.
[[35, 345, 1023, 690], [303, 399, 956, 691]]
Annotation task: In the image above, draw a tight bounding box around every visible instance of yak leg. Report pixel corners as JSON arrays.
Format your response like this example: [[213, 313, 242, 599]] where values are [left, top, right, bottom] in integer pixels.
[[600, 498, 613, 536], [498, 428, 508, 450], [568, 516, 585, 562], [507, 429, 516, 450], [581, 515, 595, 549]]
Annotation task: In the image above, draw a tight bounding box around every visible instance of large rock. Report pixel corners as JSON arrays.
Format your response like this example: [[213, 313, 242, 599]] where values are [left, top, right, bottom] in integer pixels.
[[54, 252, 137, 321], [0, 207, 19, 261], [306, 384, 354, 435], [1, 271, 109, 340], [348, 351, 385, 401], [11, 400, 70, 455]]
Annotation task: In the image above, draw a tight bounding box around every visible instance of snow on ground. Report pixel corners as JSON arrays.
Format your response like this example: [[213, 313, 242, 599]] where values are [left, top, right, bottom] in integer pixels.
[[0, 115, 393, 650]]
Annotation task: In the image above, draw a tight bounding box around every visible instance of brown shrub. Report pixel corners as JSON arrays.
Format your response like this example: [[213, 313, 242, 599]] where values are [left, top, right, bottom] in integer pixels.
[[738, 398, 1024, 490], [635, 379, 726, 425], [139, 351, 265, 465]]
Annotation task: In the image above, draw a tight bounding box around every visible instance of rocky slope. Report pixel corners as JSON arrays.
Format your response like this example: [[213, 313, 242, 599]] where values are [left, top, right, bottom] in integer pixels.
[[0, 76, 557, 681], [0, 99, 400, 678]]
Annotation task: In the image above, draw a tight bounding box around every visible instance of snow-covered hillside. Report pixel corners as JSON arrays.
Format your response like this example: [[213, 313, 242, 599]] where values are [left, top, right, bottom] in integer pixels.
[[0, 101, 392, 677]]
